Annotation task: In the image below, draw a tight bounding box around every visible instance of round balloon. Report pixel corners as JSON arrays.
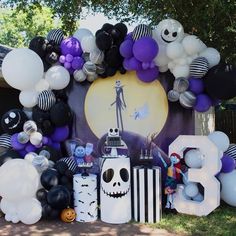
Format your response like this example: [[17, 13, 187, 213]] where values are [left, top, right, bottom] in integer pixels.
[[184, 149, 203, 168], [194, 94, 212, 112], [221, 154, 235, 173], [208, 131, 230, 152], [184, 183, 199, 198], [2, 48, 44, 90], [40, 168, 59, 190], [19, 89, 39, 108], [200, 47, 220, 68], [73, 28, 93, 42]]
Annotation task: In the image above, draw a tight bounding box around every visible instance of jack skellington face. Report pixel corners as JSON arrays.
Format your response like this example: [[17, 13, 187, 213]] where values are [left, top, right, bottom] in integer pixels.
[[101, 159, 130, 199], [153, 19, 184, 45], [1, 109, 28, 134], [108, 128, 119, 137]]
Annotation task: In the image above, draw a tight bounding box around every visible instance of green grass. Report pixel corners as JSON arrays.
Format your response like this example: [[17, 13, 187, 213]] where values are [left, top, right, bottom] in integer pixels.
[[150, 205, 236, 236]]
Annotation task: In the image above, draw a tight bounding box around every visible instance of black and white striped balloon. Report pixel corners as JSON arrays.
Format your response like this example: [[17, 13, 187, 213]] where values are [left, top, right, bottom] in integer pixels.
[[0, 134, 11, 149], [225, 144, 236, 160], [37, 90, 56, 111], [190, 57, 209, 78], [132, 24, 152, 41], [47, 29, 64, 45]]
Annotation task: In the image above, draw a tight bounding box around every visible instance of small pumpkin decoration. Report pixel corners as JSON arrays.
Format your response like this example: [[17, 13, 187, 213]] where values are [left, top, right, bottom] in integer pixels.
[[60, 207, 76, 223]]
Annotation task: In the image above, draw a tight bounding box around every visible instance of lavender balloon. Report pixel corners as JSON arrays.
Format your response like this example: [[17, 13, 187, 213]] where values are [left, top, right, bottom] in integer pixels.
[[221, 154, 236, 173], [189, 77, 204, 95], [133, 37, 158, 62], [25, 143, 37, 153], [60, 37, 83, 56], [11, 133, 26, 150], [136, 67, 159, 83], [119, 39, 134, 59], [194, 94, 212, 112], [51, 125, 69, 142], [71, 57, 84, 70]]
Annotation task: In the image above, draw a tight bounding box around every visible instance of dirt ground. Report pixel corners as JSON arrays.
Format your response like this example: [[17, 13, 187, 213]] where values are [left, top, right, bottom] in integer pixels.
[[0, 218, 178, 236]]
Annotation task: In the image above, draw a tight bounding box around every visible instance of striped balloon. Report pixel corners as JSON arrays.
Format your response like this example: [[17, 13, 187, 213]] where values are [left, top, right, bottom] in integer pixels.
[[0, 133, 11, 149], [57, 157, 78, 174], [190, 57, 209, 78], [37, 90, 56, 111], [132, 24, 152, 41], [47, 29, 64, 45], [225, 144, 236, 160]]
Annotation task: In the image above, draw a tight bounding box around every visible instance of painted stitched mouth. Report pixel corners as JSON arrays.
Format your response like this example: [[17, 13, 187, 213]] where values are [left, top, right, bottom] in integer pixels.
[[161, 35, 174, 43], [102, 187, 130, 198], [9, 117, 21, 129]]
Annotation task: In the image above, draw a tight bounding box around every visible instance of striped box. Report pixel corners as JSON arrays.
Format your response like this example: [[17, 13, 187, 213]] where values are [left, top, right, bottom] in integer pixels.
[[133, 166, 161, 223]]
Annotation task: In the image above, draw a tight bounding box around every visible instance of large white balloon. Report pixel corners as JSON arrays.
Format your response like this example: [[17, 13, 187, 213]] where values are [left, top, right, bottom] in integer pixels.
[[17, 198, 42, 225], [35, 79, 50, 92], [81, 35, 97, 53], [2, 48, 44, 90], [73, 28, 93, 42], [0, 159, 39, 201], [208, 131, 230, 152], [184, 149, 203, 168], [200, 47, 220, 68], [19, 89, 39, 108], [182, 35, 206, 55], [219, 170, 236, 207], [172, 65, 190, 78], [45, 65, 70, 90]]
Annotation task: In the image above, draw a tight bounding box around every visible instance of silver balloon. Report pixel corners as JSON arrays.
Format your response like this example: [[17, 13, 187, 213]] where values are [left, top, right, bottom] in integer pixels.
[[32, 155, 49, 173], [173, 77, 189, 93], [23, 120, 37, 135], [168, 90, 180, 102], [82, 52, 90, 62], [87, 73, 98, 82], [17, 132, 30, 144], [83, 61, 97, 76], [73, 69, 87, 82], [96, 64, 105, 75], [179, 91, 197, 108], [39, 150, 51, 159]]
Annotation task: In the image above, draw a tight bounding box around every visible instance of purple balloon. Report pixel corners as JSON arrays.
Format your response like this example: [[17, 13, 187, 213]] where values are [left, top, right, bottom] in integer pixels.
[[194, 94, 212, 112], [65, 54, 74, 63], [136, 67, 159, 83], [60, 37, 82, 56], [119, 39, 134, 59], [133, 37, 158, 62], [51, 126, 69, 142], [71, 57, 84, 70], [11, 134, 26, 150], [123, 58, 131, 71], [125, 33, 133, 40], [25, 143, 37, 153], [42, 136, 49, 145], [18, 150, 27, 157], [59, 55, 66, 64], [129, 57, 142, 71], [64, 61, 71, 69], [51, 142, 61, 150], [221, 154, 236, 173], [189, 77, 204, 95]]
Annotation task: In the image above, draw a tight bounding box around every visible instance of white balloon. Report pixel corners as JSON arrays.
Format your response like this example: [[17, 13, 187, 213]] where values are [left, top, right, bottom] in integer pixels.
[[30, 132, 43, 146], [0, 159, 39, 201], [166, 42, 184, 59], [182, 35, 207, 55], [184, 183, 199, 198], [219, 170, 236, 207], [24, 152, 38, 162], [2, 48, 44, 90], [193, 193, 204, 202], [174, 57, 188, 65], [184, 149, 203, 168], [35, 79, 50, 92], [0, 198, 17, 215], [17, 198, 42, 225], [81, 35, 97, 53], [73, 28, 93, 42], [19, 89, 39, 108], [159, 65, 169, 72], [45, 65, 70, 90], [200, 47, 220, 68], [154, 45, 169, 67], [168, 61, 176, 70], [208, 131, 230, 152], [173, 65, 190, 78]]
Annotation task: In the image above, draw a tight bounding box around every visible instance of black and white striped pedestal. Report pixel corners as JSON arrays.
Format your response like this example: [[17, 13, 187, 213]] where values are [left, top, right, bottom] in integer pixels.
[[133, 166, 161, 223]]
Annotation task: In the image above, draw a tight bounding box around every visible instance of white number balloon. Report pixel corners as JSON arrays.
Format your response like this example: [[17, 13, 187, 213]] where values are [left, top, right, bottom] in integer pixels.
[[169, 135, 221, 216]]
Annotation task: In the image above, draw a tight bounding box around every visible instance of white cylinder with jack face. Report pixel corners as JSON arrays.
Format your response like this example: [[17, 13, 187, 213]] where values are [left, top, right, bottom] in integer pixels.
[[100, 156, 131, 224]]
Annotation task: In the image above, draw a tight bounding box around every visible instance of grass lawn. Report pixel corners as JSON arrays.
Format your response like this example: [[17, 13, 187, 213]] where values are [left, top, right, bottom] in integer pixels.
[[151, 204, 236, 235]]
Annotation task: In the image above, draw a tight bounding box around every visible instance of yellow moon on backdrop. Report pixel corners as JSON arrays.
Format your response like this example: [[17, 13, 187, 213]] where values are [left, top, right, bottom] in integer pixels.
[[84, 71, 168, 138]]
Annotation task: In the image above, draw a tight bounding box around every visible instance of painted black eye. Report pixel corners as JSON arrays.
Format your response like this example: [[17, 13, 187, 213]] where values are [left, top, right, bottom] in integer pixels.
[[115, 128, 118, 133], [164, 29, 169, 35], [103, 168, 114, 183], [172, 32, 177, 37], [109, 128, 113, 132], [120, 168, 129, 182]]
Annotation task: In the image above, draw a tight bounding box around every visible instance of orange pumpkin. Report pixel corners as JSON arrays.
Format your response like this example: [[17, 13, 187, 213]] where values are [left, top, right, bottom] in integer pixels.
[[60, 208, 76, 223]]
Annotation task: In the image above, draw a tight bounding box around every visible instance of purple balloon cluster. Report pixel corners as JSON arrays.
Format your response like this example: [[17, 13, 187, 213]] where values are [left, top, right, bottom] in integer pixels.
[[59, 37, 85, 74], [188, 77, 218, 112], [120, 35, 159, 82]]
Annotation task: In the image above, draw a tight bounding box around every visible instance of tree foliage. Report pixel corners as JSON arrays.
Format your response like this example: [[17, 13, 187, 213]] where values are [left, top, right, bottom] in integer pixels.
[[2, 0, 236, 63], [0, 5, 61, 47]]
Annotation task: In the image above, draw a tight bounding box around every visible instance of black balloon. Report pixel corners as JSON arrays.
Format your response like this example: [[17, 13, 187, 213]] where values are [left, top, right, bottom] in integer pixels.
[[106, 46, 123, 67], [47, 185, 71, 210], [55, 161, 68, 175], [36, 188, 48, 202], [29, 36, 47, 58], [1, 109, 28, 135], [0, 149, 21, 166], [204, 63, 236, 100], [41, 120, 55, 135], [40, 168, 60, 190], [50, 102, 72, 127], [32, 106, 51, 124], [96, 32, 113, 51]]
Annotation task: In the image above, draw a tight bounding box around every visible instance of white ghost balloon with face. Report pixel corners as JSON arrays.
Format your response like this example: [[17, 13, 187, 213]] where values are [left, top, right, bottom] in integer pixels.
[[153, 19, 184, 45], [100, 157, 131, 224]]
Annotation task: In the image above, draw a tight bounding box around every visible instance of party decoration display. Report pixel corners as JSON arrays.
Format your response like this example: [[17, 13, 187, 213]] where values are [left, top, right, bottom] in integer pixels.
[[37, 90, 56, 111], [0, 159, 42, 224], [2, 48, 44, 90], [169, 135, 221, 216], [73, 173, 98, 222], [133, 166, 161, 223], [60, 208, 76, 223]]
